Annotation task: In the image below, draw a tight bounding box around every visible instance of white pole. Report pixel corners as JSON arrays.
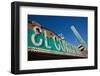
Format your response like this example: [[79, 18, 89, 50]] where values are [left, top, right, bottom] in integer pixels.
[[71, 25, 87, 48]]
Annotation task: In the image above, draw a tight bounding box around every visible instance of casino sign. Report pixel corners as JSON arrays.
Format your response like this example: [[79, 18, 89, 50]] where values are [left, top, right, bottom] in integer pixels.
[[28, 21, 87, 58]]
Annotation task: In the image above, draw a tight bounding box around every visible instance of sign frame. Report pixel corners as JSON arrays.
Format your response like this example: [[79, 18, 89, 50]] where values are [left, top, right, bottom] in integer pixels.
[[11, 1, 98, 74]]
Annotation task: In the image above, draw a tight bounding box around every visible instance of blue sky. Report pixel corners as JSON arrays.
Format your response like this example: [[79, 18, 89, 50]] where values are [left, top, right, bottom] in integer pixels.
[[28, 15, 88, 46]]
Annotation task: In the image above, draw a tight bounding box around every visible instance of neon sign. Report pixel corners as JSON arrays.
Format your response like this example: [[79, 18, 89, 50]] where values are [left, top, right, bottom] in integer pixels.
[[28, 23, 84, 56]]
